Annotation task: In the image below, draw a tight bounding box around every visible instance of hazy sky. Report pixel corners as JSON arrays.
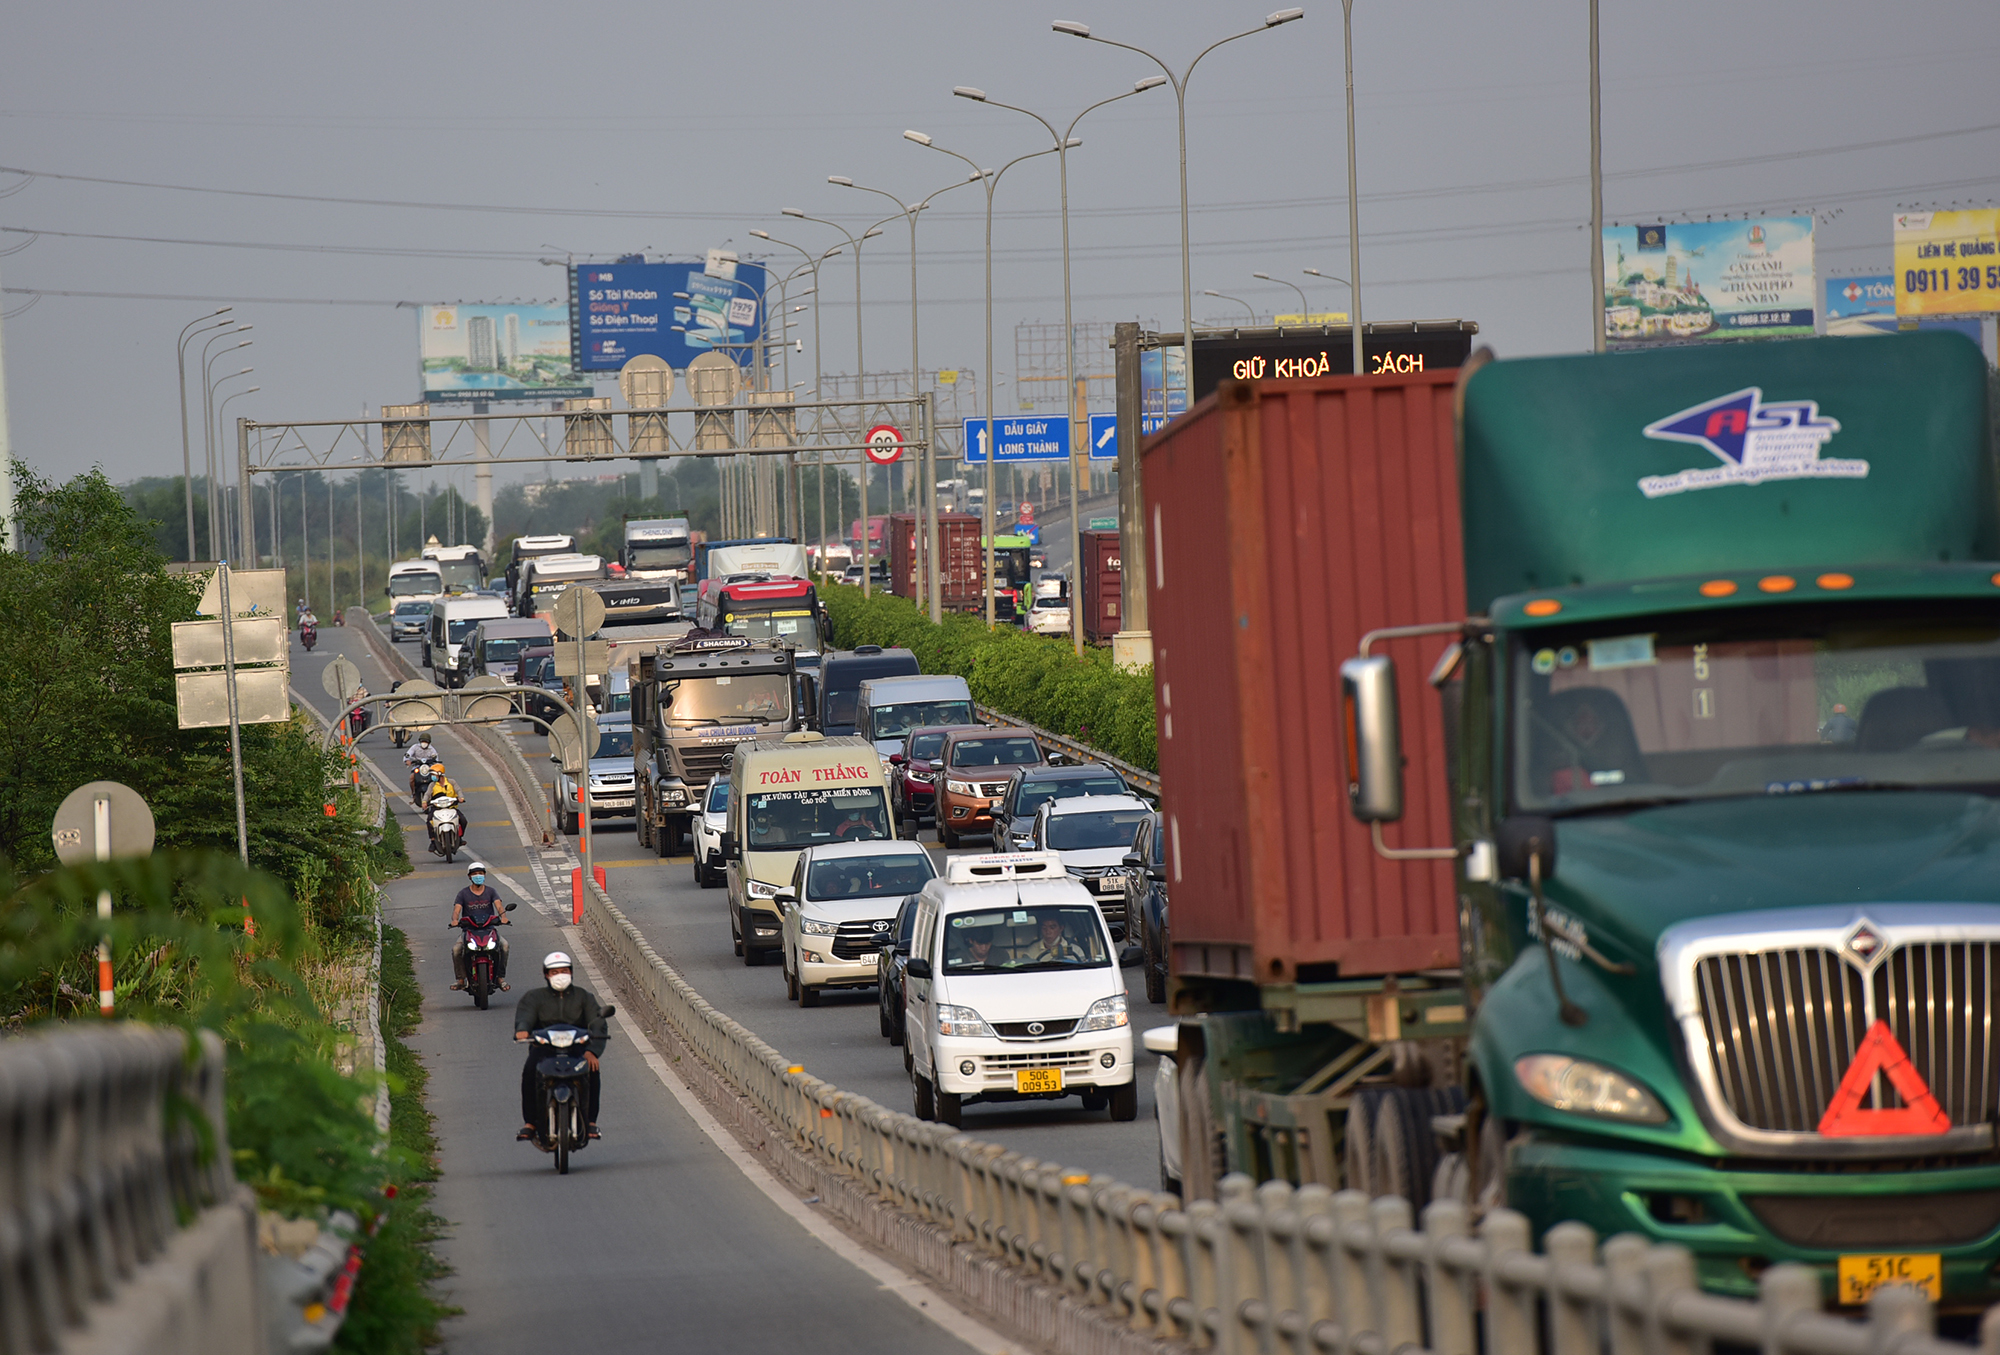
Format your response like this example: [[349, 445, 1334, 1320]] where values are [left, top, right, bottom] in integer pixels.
[[2, 0, 1995, 489]]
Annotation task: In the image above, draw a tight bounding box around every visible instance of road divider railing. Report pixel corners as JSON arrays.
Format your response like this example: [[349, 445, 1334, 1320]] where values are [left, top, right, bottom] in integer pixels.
[[575, 874, 2000, 1355], [973, 702, 1160, 798], [0, 1024, 263, 1355]]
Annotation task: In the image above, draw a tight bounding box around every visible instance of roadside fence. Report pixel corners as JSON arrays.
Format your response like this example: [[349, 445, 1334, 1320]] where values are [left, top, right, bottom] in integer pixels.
[[974, 702, 1161, 798]]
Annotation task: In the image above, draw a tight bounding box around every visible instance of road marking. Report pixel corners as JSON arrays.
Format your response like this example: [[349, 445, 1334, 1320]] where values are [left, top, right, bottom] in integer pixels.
[[563, 937, 1024, 1355]]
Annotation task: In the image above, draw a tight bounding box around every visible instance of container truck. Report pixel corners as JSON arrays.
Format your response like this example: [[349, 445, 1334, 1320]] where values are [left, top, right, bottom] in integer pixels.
[[1078, 529, 1122, 644], [886, 511, 986, 611], [1146, 333, 2000, 1307], [621, 517, 693, 583]]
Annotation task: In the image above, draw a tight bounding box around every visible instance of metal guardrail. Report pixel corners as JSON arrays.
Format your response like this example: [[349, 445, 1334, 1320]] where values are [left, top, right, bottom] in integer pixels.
[[974, 702, 1161, 798], [576, 876, 2000, 1355], [0, 1024, 259, 1355]]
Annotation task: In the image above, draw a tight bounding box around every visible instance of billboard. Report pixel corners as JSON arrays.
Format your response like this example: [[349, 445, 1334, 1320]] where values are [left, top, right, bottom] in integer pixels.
[[1893, 210, 2000, 318], [1189, 325, 1475, 403], [1603, 217, 1816, 349], [419, 304, 588, 402], [1138, 346, 1186, 435], [575, 260, 769, 373], [1824, 273, 1987, 346]]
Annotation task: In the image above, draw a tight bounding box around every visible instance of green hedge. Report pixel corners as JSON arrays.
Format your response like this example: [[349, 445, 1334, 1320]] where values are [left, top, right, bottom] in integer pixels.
[[823, 585, 1157, 772]]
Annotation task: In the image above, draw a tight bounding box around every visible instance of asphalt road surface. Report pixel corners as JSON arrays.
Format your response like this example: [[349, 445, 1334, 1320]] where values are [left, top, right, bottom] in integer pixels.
[[293, 622, 1007, 1355]]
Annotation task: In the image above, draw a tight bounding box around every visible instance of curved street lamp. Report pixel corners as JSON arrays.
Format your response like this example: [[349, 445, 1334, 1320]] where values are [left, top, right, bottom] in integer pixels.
[[216, 385, 260, 560], [176, 308, 232, 560], [202, 335, 252, 559], [827, 169, 984, 622], [953, 77, 1164, 655], [751, 230, 845, 565], [1252, 272, 1310, 318], [1203, 289, 1258, 324]]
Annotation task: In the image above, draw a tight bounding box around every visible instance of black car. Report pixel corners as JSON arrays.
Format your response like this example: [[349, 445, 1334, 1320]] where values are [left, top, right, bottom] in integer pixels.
[[876, 893, 921, 1047], [993, 762, 1132, 852], [1124, 811, 1170, 1004], [516, 648, 563, 725]]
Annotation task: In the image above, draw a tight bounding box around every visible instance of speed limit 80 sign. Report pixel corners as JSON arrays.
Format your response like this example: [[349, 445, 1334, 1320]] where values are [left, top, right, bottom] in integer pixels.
[[865, 424, 905, 465]]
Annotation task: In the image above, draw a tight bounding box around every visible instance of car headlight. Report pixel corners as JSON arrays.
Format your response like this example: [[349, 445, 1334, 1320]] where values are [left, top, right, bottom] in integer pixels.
[[799, 916, 838, 936], [1514, 1054, 1667, 1123], [746, 879, 783, 899], [946, 779, 977, 796], [906, 768, 934, 783], [936, 1004, 995, 1038], [1079, 994, 1128, 1032]]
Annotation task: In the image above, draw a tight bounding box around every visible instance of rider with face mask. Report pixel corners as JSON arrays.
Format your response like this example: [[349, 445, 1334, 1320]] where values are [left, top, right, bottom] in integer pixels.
[[449, 862, 510, 990], [514, 951, 608, 1143]]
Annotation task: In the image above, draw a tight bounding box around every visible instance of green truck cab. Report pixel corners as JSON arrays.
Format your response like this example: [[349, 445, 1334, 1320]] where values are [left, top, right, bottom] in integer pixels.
[[1340, 332, 2000, 1304]]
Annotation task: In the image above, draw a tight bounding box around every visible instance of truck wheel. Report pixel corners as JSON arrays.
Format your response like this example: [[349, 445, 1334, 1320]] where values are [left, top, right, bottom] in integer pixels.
[[939, 822, 957, 848], [636, 803, 654, 850], [1343, 1087, 1387, 1197], [1369, 1086, 1467, 1212], [912, 1073, 935, 1122], [1108, 1080, 1138, 1122]]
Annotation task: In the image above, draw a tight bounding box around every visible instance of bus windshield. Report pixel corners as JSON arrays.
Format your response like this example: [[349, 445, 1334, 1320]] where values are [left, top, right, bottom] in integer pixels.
[[389, 571, 443, 597], [742, 788, 889, 851], [724, 610, 821, 649], [435, 560, 482, 590]]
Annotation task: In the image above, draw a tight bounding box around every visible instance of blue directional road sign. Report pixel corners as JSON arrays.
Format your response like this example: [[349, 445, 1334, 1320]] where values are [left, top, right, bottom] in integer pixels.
[[961, 416, 1069, 463], [1086, 412, 1118, 461]]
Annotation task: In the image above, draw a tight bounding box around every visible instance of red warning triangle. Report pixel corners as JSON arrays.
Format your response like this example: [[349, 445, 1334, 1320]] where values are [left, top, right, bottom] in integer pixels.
[[1817, 1019, 1952, 1137]]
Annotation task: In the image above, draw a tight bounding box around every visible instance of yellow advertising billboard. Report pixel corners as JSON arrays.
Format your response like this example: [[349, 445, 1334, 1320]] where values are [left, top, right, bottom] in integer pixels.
[[1894, 210, 2000, 317]]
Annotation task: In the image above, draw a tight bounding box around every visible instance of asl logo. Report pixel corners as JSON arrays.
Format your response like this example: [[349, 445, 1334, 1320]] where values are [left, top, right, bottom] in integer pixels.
[[1637, 386, 1867, 499]]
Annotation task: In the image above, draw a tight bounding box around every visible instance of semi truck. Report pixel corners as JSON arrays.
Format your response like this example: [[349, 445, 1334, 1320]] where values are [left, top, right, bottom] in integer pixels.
[[1146, 333, 2000, 1307], [630, 636, 805, 858], [505, 534, 577, 598], [621, 517, 693, 583]]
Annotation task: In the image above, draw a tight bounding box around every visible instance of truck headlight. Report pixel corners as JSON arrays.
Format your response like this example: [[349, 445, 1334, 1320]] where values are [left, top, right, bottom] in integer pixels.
[[1514, 1054, 1667, 1124], [799, 916, 838, 936], [1079, 994, 1128, 1031], [746, 879, 783, 899], [936, 1004, 995, 1038], [663, 788, 688, 806], [946, 779, 977, 796]]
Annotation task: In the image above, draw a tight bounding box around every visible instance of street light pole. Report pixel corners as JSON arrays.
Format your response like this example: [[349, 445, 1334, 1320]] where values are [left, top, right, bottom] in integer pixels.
[[1053, 9, 1305, 410], [1588, 0, 1606, 353], [176, 309, 232, 561], [751, 230, 843, 572], [217, 386, 259, 561], [200, 330, 251, 559], [955, 78, 1162, 657], [1203, 289, 1259, 324], [1252, 271, 1311, 319], [1341, 0, 1366, 374], [782, 208, 889, 595], [909, 132, 1067, 629], [1303, 267, 1354, 320], [829, 170, 984, 623]]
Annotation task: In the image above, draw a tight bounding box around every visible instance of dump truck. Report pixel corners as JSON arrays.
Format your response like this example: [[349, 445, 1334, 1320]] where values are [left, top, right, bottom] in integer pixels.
[[1147, 332, 2000, 1306], [630, 636, 805, 858]]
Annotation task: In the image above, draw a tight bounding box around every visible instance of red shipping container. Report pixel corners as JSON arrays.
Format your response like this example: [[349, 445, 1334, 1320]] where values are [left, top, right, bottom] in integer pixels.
[[887, 512, 988, 610], [1142, 370, 1465, 985], [1079, 530, 1123, 644]]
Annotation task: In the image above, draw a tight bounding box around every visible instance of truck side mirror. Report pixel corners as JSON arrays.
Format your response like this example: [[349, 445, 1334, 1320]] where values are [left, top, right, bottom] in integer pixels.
[[905, 957, 932, 979], [1339, 654, 1404, 822], [720, 832, 740, 860]]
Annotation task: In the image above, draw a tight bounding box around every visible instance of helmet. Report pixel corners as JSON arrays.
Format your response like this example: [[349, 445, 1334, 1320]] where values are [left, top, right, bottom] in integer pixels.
[[466, 861, 488, 878], [542, 951, 572, 971]]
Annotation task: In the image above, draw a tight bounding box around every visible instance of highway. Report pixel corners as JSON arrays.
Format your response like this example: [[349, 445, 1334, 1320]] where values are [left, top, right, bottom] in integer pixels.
[[291, 623, 1019, 1355], [293, 616, 1165, 1351]]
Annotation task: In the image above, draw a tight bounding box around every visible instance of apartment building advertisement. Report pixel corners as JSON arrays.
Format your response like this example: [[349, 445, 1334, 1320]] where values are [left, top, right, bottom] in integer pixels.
[[418, 304, 588, 401], [1602, 217, 1817, 349]]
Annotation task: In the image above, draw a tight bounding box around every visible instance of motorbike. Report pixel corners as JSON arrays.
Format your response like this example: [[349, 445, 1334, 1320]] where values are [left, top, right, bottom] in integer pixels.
[[427, 793, 463, 862], [410, 761, 440, 808], [300, 623, 317, 652], [527, 1011, 614, 1174], [347, 701, 370, 738], [388, 683, 409, 748], [449, 903, 515, 1010]]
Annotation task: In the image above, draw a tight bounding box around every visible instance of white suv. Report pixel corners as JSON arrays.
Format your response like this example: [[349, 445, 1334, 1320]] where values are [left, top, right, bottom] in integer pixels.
[[905, 852, 1136, 1128], [1031, 794, 1153, 938], [692, 777, 729, 888], [778, 841, 937, 1007]]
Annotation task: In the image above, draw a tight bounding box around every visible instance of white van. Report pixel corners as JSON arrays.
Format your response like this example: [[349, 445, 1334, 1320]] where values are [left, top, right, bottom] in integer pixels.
[[778, 840, 936, 1006], [855, 674, 976, 760], [721, 733, 897, 965], [904, 851, 1136, 1128], [426, 595, 509, 682]]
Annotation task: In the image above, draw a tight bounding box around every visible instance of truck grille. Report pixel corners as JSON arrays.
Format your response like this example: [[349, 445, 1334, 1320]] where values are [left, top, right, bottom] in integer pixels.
[[673, 743, 739, 785], [1693, 942, 2000, 1134], [977, 780, 1010, 798]]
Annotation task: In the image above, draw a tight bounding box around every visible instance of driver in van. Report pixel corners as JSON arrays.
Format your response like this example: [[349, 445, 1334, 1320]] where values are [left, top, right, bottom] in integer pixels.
[[1026, 912, 1086, 964]]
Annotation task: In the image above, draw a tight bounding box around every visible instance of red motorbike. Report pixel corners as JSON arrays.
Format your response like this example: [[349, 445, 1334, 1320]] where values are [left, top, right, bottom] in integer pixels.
[[451, 903, 516, 1010], [300, 622, 318, 652]]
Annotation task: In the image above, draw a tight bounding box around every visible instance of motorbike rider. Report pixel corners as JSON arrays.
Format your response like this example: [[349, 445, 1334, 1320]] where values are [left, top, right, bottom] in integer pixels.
[[515, 951, 607, 1143], [405, 736, 440, 796], [449, 861, 510, 991], [422, 763, 464, 848]]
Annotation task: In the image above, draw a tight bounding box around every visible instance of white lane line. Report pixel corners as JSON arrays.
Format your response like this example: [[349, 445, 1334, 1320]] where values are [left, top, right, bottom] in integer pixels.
[[561, 935, 1025, 1355]]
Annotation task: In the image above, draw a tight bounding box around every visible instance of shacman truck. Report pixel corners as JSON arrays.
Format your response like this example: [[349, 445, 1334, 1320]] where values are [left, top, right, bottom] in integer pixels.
[[1146, 332, 2000, 1308], [630, 636, 805, 858]]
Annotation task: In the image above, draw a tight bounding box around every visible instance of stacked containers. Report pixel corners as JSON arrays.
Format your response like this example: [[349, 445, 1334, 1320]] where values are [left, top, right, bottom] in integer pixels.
[[1141, 370, 1466, 985], [1079, 530, 1123, 644], [886, 512, 988, 611]]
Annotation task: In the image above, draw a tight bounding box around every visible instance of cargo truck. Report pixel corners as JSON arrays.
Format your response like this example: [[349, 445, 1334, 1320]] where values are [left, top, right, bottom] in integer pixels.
[[630, 636, 806, 858], [1147, 333, 2000, 1307], [621, 517, 693, 583], [887, 511, 986, 611]]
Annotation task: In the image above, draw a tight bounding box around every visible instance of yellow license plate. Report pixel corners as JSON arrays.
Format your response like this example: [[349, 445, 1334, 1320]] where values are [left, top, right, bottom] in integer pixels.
[[1014, 1068, 1064, 1094], [1837, 1253, 1942, 1304]]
